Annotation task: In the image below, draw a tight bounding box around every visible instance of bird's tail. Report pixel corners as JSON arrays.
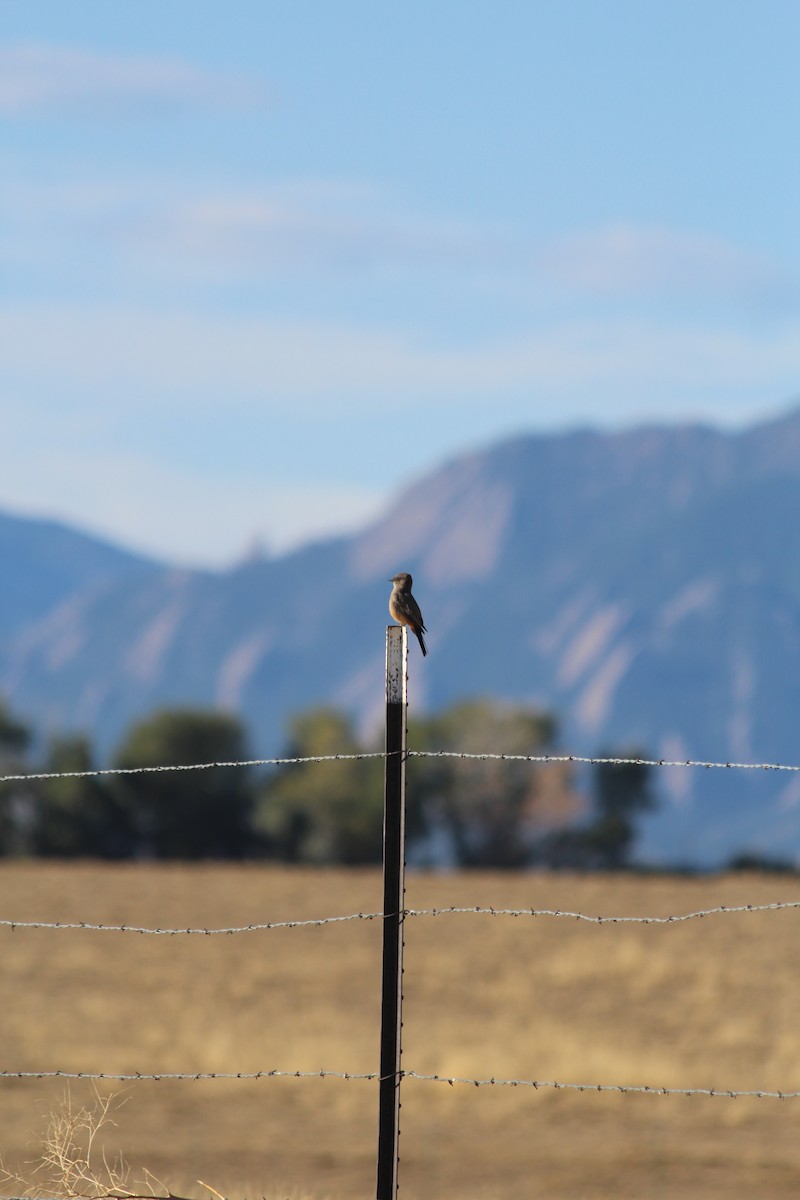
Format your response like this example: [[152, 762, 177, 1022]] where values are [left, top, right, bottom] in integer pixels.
[[416, 628, 427, 657]]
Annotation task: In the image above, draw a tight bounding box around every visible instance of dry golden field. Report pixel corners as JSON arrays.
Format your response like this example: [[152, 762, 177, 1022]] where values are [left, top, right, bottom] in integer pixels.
[[1, 862, 799, 1199]]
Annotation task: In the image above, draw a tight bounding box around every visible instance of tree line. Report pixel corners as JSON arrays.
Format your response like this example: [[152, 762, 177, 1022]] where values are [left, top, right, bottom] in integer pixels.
[[0, 698, 655, 868]]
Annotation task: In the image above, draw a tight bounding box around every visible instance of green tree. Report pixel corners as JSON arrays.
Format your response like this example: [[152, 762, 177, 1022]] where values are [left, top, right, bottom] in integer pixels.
[[112, 709, 254, 859], [545, 749, 656, 869], [254, 708, 384, 864], [408, 699, 572, 868], [34, 736, 130, 857], [0, 700, 35, 855], [583, 751, 655, 868]]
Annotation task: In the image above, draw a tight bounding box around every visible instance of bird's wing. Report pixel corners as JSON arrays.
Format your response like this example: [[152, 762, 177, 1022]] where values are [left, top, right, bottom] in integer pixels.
[[403, 593, 426, 631]]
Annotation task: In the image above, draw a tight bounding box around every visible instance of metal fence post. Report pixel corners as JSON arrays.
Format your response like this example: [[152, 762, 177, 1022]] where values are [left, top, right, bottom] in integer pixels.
[[376, 624, 407, 1198]]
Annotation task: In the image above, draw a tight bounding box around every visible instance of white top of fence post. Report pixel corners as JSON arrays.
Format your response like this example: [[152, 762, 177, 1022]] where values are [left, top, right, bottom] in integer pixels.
[[385, 625, 407, 706]]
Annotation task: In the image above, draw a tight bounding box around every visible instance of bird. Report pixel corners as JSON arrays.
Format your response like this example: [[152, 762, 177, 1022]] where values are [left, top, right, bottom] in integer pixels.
[[388, 573, 427, 656]]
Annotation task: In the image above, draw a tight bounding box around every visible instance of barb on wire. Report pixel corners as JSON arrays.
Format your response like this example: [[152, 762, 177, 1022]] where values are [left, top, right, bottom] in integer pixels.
[[0, 1068, 795, 1100], [2, 751, 799, 786], [408, 751, 800, 772], [3, 900, 799, 937]]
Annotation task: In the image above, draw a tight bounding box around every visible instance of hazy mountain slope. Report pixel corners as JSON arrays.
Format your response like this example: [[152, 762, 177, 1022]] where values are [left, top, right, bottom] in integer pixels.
[[2, 404, 800, 863], [0, 512, 162, 654]]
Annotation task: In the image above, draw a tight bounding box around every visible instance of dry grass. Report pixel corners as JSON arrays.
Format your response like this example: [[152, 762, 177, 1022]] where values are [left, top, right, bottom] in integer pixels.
[[1, 862, 799, 1198]]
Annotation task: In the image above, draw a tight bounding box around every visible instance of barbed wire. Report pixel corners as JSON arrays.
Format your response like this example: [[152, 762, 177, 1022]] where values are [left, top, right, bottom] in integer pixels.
[[0, 912, 384, 935], [408, 751, 800, 771], [2, 750, 799, 786], [0, 752, 387, 785], [0, 1067, 795, 1099], [0, 1068, 378, 1082], [404, 900, 800, 924], [3, 900, 798, 937], [400, 1071, 800, 1099]]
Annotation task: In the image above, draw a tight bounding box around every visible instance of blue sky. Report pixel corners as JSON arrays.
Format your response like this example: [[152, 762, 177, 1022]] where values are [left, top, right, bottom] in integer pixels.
[[2, 1, 799, 566]]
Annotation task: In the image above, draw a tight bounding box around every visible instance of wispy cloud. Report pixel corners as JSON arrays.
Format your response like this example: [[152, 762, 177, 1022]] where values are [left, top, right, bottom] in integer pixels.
[[0, 43, 265, 114], [4, 155, 796, 319], [139, 189, 485, 275], [111, 193, 797, 307], [5, 165, 795, 320], [3, 303, 800, 408], [539, 224, 792, 303]]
